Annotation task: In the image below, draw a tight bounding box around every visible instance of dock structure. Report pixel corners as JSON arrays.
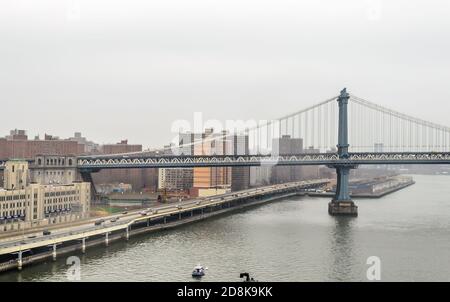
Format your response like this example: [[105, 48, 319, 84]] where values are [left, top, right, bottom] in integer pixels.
[[0, 179, 329, 273]]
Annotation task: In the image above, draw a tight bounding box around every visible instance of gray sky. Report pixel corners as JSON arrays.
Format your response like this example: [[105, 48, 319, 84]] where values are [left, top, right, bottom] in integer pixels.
[[1, 0, 449, 148]]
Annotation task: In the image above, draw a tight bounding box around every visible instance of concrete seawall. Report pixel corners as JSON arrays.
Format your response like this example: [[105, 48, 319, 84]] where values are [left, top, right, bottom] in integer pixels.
[[305, 180, 415, 199]]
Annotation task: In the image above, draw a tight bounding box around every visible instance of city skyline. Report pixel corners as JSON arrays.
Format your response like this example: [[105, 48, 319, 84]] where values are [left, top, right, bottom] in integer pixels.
[[1, 0, 450, 148], [1, 0, 450, 286]]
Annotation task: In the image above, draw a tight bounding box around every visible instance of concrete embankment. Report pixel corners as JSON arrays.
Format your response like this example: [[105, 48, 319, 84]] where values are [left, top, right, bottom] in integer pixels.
[[305, 179, 415, 199]]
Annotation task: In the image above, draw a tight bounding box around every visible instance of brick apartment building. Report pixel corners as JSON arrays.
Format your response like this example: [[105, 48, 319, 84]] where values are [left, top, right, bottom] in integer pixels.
[[92, 140, 158, 192], [0, 130, 158, 193], [0, 130, 84, 159]]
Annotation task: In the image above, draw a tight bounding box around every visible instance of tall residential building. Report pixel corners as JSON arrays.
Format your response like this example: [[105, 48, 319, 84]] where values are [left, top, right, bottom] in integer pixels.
[[164, 129, 239, 197], [300, 146, 321, 180], [68, 132, 100, 154], [178, 132, 195, 156], [158, 142, 194, 191], [250, 165, 272, 186], [92, 140, 158, 191], [158, 168, 193, 191], [192, 129, 232, 195], [0, 129, 84, 159], [231, 134, 250, 192], [0, 157, 90, 233], [270, 135, 304, 184]]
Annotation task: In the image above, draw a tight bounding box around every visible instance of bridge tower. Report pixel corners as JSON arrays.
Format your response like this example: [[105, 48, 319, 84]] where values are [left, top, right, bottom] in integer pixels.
[[328, 88, 358, 216]]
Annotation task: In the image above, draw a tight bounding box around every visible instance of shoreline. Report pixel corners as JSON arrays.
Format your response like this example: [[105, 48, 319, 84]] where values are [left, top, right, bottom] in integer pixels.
[[0, 192, 298, 273], [304, 180, 415, 199], [0, 179, 415, 274]]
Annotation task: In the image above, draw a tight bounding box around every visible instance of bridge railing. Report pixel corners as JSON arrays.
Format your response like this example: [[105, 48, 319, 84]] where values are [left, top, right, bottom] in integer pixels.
[[75, 152, 450, 169]]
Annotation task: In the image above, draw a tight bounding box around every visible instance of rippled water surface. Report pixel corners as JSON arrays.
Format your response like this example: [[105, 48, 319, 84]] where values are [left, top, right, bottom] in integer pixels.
[[1, 175, 449, 282]]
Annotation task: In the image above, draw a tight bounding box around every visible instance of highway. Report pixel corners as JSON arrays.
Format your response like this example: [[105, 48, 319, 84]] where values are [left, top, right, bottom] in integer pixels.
[[0, 179, 329, 256]]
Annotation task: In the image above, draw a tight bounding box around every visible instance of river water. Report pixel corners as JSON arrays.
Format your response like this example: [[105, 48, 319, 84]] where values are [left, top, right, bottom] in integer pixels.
[[1, 175, 449, 282]]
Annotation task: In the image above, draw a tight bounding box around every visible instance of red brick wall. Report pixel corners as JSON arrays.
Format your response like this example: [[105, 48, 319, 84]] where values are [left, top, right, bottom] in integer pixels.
[[0, 139, 81, 159], [92, 143, 158, 191]]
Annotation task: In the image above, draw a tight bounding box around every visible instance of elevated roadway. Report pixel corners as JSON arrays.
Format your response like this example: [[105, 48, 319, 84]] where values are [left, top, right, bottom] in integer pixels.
[[0, 179, 329, 271]]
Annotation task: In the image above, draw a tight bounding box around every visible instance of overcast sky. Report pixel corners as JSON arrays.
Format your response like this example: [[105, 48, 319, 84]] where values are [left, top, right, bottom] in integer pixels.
[[1, 0, 449, 148]]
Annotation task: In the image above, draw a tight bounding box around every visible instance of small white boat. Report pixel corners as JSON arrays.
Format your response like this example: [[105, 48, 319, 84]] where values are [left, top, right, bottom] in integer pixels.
[[192, 265, 207, 278]]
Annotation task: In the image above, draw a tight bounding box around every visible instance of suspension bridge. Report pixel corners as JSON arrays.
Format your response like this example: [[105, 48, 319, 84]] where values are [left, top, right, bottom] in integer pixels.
[[2, 88, 450, 216]]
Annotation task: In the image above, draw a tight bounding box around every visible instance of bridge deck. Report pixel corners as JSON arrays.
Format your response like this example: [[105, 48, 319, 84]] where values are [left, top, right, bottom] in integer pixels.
[[1, 152, 449, 170], [75, 152, 450, 169]]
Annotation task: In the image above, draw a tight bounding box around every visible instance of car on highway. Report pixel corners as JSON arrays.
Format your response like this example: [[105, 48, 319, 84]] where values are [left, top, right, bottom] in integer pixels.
[[94, 219, 105, 226], [177, 205, 183, 210], [140, 211, 148, 216], [122, 211, 128, 215], [43, 230, 51, 236], [27, 235, 37, 239], [110, 218, 119, 222]]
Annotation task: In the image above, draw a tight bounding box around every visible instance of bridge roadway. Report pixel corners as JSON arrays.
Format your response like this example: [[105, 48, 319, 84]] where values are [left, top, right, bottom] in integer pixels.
[[1, 153, 449, 170], [74, 152, 450, 169], [0, 179, 329, 269]]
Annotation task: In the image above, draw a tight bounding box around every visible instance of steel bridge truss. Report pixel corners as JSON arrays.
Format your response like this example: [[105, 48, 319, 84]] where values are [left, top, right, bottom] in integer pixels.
[[69, 152, 450, 170]]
